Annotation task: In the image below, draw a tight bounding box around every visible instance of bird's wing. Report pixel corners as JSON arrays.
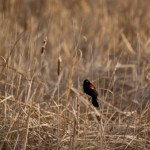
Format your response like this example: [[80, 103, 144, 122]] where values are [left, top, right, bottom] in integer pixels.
[[89, 83, 98, 96]]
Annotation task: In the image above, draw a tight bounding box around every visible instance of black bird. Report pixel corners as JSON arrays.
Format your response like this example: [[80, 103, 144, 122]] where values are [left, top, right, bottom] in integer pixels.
[[83, 79, 99, 107]]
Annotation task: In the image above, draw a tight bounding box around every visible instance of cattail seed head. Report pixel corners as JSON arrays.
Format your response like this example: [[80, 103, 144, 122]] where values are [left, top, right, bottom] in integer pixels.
[[41, 36, 47, 54], [58, 56, 62, 76]]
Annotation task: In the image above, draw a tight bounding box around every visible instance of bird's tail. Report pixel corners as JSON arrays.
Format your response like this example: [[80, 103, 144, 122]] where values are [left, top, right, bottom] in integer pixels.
[[92, 96, 99, 107]]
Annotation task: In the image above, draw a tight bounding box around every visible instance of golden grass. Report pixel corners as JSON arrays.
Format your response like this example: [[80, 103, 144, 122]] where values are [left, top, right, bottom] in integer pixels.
[[0, 0, 150, 149]]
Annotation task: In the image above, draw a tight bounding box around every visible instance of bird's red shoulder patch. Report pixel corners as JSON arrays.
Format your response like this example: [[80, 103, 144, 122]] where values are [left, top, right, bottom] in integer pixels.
[[89, 83, 94, 89]]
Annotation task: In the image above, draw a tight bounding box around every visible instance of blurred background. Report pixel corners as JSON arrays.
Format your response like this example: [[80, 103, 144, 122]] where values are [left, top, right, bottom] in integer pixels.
[[0, 0, 150, 104]]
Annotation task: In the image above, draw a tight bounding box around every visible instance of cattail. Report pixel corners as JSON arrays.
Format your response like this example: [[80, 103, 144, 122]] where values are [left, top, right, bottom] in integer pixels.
[[58, 56, 62, 76], [41, 36, 47, 54]]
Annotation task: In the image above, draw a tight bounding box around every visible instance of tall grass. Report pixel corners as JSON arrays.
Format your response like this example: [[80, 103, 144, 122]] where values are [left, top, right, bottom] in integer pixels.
[[0, 0, 150, 149]]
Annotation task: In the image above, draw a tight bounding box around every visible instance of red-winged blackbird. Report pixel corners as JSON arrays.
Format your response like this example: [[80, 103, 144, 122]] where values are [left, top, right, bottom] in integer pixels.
[[83, 79, 99, 107]]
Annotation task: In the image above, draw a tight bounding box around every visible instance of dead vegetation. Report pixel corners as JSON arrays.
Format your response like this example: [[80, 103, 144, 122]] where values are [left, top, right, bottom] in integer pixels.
[[0, 0, 150, 149]]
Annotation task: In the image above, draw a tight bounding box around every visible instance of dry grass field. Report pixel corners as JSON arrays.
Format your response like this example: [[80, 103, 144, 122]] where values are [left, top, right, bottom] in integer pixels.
[[0, 0, 150, 149]]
